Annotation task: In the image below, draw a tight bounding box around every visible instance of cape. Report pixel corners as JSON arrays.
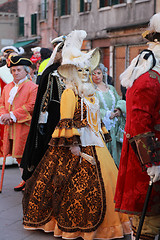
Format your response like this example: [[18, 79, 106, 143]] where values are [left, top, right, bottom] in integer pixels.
[[20, 62, 62, 181]]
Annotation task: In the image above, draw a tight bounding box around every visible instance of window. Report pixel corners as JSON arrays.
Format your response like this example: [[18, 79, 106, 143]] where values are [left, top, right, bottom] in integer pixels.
[[80, 0, 92, 12], [39, 0, 48, 20], [99, 0, 125, 7], [53, 0, 59, 17], [60, 0, 70, 16], [19, 17, 24, 37], [31, 14, 37, 35]]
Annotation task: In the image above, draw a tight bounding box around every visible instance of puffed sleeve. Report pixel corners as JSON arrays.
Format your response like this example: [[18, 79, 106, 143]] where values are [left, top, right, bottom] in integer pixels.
[[50, 89, 81, 146]]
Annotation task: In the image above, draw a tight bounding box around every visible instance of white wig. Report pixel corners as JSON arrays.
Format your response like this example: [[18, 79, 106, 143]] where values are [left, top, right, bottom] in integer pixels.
[[120, 50, 156, 88]]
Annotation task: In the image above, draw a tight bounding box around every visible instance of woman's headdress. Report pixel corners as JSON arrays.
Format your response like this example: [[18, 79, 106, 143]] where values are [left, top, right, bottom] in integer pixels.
[[58, 30, 100, 79]]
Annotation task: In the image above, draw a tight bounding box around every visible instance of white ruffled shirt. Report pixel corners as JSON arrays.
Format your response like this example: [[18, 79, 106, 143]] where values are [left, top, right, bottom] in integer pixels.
[[0, 76, 27, 124]]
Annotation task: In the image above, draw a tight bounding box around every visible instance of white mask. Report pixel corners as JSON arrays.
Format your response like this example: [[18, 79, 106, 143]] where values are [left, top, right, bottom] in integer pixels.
[[76, 66, 90, 83]]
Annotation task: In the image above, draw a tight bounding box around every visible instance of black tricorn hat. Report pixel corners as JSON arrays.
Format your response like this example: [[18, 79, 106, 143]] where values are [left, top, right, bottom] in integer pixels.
[[8, 56, 33, 68], [142, 31, 160, 42]]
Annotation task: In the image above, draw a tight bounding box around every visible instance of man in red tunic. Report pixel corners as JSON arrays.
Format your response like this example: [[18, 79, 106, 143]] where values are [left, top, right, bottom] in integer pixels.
[[0, 56, 38, 191], [114, 13, 160, 240], [0, 46, 24, 165]]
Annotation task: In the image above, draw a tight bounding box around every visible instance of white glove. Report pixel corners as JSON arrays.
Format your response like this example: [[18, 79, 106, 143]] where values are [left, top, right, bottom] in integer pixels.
[[147, 166, 160, 183]]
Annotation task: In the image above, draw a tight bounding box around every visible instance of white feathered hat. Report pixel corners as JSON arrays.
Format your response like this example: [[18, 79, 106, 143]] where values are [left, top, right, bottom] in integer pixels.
[[142, 12, 160, 42], [1, 46, 24, 55], [51, 35, 66, 45], [31, 47, 41, 54], [58, 30, 100, 79]]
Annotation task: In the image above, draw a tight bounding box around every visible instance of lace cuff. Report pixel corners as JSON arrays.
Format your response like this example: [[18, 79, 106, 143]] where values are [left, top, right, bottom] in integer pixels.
[[50, 118, 81, 147]]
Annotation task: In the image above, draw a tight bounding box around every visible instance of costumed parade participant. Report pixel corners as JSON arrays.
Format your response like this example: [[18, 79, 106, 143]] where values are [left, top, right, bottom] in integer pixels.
[[0, 56, 38, 191], [22, 30, 131, 240], [30, 47, 41, 64], [21, 36, 66, 181], [92, 63, 126, 168], [0, 46, 24, 166], [114, 12, 160, 240]]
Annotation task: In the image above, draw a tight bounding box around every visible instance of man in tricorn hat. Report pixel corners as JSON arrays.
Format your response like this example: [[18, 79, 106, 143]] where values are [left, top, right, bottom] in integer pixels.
[[0, 46, 24, 166], [0, 56, 38, 191], [114, 12, 160, 239]]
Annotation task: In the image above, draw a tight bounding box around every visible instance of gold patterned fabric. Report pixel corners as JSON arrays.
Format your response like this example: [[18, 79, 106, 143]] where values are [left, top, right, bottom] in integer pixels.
[[50, 94, 89, 147], [23, 145, 106, 232], [22, 89, 131, 239]]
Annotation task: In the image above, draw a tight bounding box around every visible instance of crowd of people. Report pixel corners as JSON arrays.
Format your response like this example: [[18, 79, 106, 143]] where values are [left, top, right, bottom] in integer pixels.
[[0, 12, 160, 240]]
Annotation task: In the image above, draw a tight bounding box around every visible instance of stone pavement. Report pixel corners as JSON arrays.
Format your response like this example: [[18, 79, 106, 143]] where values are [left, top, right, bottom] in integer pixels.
[[0, 165, 132, 240], [0, 165, 59, 240]]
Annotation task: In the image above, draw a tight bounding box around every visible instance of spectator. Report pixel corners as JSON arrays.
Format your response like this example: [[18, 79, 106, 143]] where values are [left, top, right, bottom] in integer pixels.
[[30, 47, 41, 64], [36, 48, 52, 84], [29, 63, 37, 84]]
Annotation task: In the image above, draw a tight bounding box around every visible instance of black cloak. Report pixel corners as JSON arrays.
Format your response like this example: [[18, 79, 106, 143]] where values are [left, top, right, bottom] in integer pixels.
[[20, 62, 63, 181]]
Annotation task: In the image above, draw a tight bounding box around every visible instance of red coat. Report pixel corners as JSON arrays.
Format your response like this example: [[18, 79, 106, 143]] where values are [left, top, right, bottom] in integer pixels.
[[0, 65, 13, 156], [114, 70, 160, 216], [0, 78, 7, 156], [0, 79, 38, 158]]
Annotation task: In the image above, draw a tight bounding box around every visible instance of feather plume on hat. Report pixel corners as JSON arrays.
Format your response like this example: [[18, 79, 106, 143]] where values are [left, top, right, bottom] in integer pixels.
[[142, 12, 160, 42], [58, 30, 100, 79], [1, 46, 24, 55]]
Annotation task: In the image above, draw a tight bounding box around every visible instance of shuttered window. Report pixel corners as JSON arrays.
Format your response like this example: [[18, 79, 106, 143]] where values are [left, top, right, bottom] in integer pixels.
[[31, 14, 37, 35], [19, 17, 24, 36], [80, 0, 91, 12], [99, 0, 125, 7], [38, 0, 48, 20], [60, 0, 70, 16]]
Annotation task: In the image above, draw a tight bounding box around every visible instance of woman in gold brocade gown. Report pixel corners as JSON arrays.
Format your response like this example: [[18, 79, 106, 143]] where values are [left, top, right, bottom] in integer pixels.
[[22, 30, 131, 240]]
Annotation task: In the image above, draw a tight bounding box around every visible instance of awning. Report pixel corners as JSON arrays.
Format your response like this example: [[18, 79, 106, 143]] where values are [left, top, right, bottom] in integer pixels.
[[13, 39, 37, 48]]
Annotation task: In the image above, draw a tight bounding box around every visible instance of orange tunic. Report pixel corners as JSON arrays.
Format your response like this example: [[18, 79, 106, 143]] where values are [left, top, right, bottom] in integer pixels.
[[0, 79, 38, 158]]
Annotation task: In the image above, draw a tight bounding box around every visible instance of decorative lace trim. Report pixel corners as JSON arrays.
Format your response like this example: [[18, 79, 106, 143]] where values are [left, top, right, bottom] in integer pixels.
[[49, 135, 81, 147], [83, 96, 101, 136], [97, 90, 118, 130]]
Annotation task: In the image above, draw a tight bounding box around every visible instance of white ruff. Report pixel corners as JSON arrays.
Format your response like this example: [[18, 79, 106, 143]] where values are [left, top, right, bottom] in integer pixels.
[[8, 85, 18, 105]]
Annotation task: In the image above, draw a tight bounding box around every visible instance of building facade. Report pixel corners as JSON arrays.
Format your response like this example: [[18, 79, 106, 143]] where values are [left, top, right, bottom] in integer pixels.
[[17, 0, 58, 55], [53, 0, 156, 95], [0, 0, 18, 51], [15, 0, 159, 94]]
